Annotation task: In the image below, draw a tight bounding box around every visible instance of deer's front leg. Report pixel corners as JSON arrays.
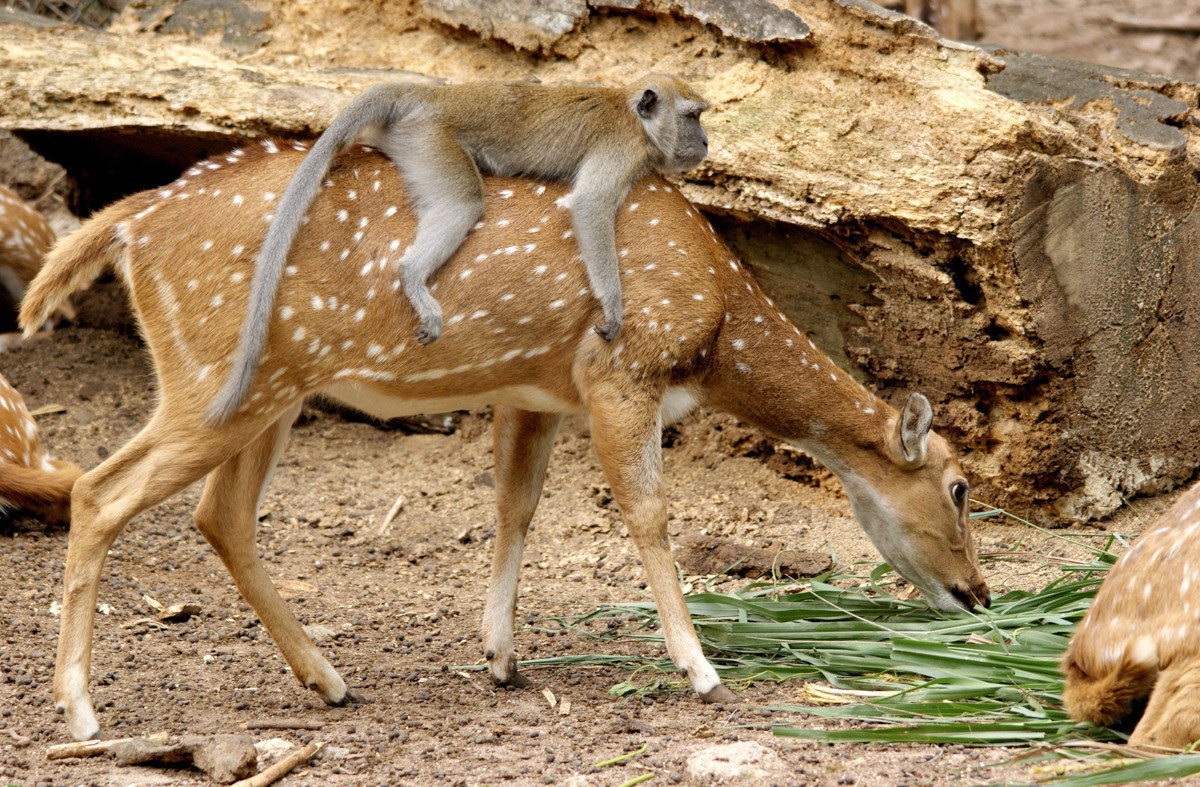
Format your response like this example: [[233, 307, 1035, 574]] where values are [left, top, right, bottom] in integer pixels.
[[583, 376, 736, 704], [483, 406, 564, 687]]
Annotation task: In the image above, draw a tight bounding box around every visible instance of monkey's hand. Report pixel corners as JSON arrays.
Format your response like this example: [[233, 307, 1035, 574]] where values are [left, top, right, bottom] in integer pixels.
[[416, 313, 443, 345], [593, 311, 623, 342], [593, 320, 621, 342]]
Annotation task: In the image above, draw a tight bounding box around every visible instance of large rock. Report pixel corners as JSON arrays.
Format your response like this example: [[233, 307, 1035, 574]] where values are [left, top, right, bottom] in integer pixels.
[[1, 0, 1197, 522]]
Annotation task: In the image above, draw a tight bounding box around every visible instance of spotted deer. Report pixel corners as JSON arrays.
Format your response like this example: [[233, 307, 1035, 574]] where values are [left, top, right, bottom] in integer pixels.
[[20, 141, 990, 741], [0, 182, 73, 349], [1063, 483, 1200, 749], [0, 370, 83, 524]]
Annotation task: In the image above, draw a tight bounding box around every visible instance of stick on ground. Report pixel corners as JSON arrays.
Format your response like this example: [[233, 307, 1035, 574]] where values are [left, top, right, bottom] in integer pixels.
[[1109, 14, 1200, 33], [46, 733, 170, 761], [376, 494, 406, 536], [230, 741, 323, 787]]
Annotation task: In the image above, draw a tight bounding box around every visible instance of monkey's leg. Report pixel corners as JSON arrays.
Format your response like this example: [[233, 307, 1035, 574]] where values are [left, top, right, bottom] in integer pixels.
[[482, 407, 564, 687], [193, 401, 363, 707], [579, 368, 736, 703], [379, 127, 484, 345], [567, 159, 638, 342]]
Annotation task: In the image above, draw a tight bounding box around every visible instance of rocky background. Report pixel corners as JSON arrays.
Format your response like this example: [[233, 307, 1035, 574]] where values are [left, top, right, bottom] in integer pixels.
[[2, 0, 1200, 524]]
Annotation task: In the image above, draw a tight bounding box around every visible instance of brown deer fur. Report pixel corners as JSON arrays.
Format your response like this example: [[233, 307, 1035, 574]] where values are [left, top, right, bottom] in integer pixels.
[[0, 371, 82, 525], [0, 183, 56, 300], [20, 141, 989, 741], [1064, 482, 1200, 749], [0, 183, 74, 349]]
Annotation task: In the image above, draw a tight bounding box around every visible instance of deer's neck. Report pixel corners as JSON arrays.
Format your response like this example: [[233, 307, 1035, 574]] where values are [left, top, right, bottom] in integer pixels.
[[701, 265, 891, 462]]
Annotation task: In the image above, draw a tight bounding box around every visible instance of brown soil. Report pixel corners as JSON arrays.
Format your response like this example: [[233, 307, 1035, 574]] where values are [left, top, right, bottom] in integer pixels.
[[1, 279, 1077, 786], [3, 2, 1200, 785]]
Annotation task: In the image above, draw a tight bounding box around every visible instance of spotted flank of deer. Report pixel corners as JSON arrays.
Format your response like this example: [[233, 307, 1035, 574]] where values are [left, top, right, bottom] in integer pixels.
[[0, 370, 82, 524], [0, 183, 73, 349], [20, 140, 988, 741], [0, 183, 56, 291], [1063, 481, 1200, 749]]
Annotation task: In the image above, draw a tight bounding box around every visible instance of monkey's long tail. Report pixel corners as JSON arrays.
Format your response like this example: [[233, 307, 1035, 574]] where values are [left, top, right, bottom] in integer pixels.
[[206, 84, 420, 425]]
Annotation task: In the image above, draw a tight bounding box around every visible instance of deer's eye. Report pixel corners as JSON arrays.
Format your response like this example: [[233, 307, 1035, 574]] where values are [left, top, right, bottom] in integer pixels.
[[950, 482, 969, 506]]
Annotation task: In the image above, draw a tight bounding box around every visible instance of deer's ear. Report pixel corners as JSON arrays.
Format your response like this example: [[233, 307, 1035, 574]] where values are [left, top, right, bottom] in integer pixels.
[[893, 393, 932, 465]]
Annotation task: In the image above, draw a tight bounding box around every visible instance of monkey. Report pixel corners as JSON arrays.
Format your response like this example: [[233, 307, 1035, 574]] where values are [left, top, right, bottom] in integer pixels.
[[208, 75, 710, 424]]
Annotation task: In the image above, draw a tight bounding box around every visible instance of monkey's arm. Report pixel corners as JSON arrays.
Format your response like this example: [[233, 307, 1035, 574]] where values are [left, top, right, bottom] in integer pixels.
[[207, 84, 417, 424], [567, 154, 647, 341]]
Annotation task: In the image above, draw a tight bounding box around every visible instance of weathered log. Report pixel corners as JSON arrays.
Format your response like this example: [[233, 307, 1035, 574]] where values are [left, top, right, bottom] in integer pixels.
[[2, 1, 1198, 522]]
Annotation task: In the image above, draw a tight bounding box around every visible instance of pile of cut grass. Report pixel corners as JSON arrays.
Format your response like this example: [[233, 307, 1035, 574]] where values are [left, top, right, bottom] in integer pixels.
[[518, 507, 1200, 784]]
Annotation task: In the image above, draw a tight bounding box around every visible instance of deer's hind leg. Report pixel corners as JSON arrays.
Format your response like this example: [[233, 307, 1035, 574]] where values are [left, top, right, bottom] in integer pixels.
[[192, 401, 361, 707], [55, 409, 274, 740], [482, 406, 564, 687]]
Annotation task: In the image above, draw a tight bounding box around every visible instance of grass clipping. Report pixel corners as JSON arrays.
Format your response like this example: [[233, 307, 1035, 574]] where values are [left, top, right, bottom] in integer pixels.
[[531, 509, 1200, 784]]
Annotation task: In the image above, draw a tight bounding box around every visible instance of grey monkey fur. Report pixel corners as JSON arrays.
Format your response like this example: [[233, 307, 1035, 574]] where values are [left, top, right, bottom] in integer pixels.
[[208, 75, 709, 424]]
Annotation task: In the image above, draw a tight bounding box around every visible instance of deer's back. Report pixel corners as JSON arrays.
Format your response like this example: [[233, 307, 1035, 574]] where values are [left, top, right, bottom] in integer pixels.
[[114, 143, 727, 420]]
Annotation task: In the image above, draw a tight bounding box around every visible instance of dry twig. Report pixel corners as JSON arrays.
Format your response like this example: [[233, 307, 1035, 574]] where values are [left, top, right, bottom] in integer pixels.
[[376, 494, 406, 536], [1110, 14, 1200, 33], [46, 732, 170, 760], [230, 741, 324, 787]]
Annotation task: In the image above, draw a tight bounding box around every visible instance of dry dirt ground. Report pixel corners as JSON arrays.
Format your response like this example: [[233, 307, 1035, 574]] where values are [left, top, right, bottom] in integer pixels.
[[3, 2, 1200, 786], [1, 281, 1142, 787]]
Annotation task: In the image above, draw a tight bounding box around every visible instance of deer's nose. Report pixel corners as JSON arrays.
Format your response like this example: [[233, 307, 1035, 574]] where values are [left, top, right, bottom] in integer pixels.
[[950, 580, 991, 610]]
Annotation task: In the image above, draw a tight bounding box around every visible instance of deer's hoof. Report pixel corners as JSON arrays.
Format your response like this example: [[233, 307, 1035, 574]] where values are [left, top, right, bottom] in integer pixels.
[[494, 669, 533, 689], [325, 688, 369, 706], [698, 684, 737, 704]]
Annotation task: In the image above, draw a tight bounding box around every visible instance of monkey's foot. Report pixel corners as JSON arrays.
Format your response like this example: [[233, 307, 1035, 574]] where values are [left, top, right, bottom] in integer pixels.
[[593, 318, 622, 342], [415, 318, 442, 345], [698, 683, 738, 704]]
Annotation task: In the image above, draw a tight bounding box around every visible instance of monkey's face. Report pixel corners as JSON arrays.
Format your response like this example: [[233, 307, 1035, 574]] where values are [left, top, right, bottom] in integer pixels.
[[633, 76, 710, 173], [669, 100, 710, 172]]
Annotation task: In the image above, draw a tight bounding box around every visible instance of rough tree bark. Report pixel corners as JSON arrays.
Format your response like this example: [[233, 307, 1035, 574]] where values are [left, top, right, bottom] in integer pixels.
[[1, 0, 1197, 522]]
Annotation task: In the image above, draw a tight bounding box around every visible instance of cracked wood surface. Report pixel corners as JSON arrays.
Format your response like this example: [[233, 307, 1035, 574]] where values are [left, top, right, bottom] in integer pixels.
[[2, 0, 1199, 521]]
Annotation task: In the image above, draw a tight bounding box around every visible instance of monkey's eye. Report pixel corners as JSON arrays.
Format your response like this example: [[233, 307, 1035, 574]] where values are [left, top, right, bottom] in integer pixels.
[[950, 482, 969, 506]]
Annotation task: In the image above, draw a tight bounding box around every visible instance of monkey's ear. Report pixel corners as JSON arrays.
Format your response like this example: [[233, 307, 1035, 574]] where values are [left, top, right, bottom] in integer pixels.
[[636, 88, 659, 118]]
